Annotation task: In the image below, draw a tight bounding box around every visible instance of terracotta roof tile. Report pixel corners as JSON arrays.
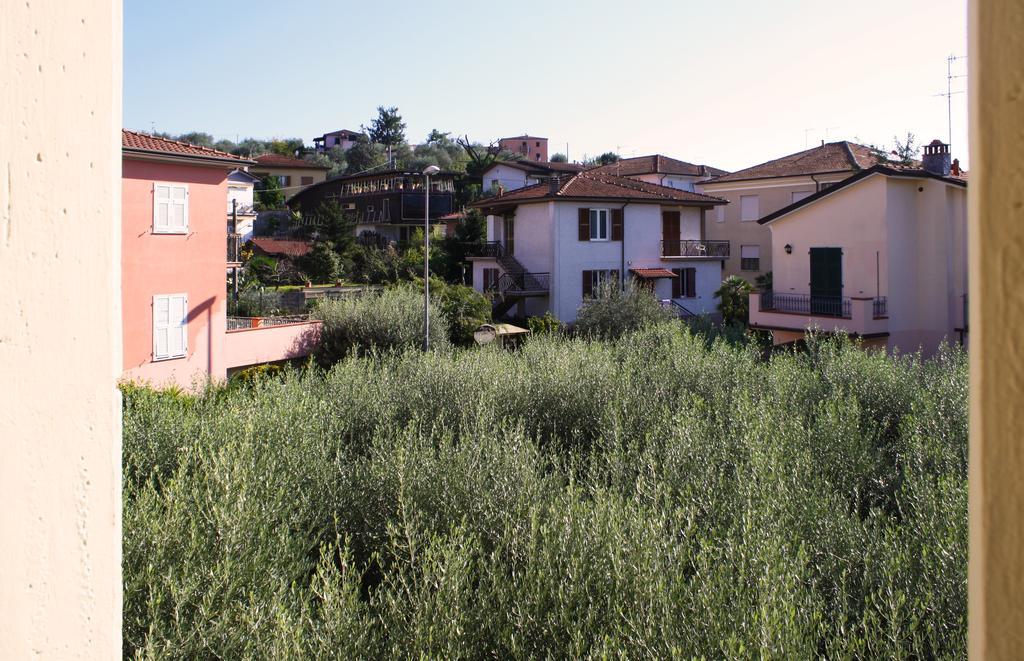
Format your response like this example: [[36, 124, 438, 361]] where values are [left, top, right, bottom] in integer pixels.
[[254, 153, 330, 170], [122, 129, 251, 163], [471, 171, 726, 208], [486, 160, 586, 176], [703, 141, 885, 184], [250, 238, 313, 257], [590, 154, 727, 178]]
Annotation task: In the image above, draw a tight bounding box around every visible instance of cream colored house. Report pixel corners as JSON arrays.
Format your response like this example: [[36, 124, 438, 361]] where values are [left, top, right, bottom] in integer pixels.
[[699, 141, 886, 281], [251, 153, 330, 195], [749, 142, 967, 356], [589, 154, 726, 192]]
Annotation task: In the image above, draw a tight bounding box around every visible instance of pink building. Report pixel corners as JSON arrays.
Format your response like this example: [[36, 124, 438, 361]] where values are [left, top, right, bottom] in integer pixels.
[[121, 131, 320, 388], [499, 134, 548, 162]]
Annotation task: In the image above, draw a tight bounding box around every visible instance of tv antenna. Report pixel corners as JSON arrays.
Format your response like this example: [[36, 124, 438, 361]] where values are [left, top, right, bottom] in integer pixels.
[[935, 54, 967, 149], [803, 128, 816, 148]]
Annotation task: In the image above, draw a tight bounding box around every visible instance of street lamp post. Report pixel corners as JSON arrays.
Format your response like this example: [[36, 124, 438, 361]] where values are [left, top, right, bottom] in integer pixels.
[[422, 165, 440, 351]]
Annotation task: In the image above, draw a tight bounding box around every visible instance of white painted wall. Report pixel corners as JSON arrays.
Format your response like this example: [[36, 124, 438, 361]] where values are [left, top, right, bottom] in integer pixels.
[[2, 1, 122, 657], [482, 165, 533, 193], [633, 173, 700, 191]]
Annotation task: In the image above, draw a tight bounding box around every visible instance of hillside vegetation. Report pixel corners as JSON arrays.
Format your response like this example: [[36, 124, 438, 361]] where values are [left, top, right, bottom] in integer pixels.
[[123, 325, 966, 658]]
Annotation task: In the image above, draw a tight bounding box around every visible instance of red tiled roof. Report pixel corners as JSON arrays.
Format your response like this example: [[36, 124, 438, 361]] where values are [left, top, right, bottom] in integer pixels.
[[254, 153, 330, 169], [703, 141, 885, 184], [486, 160, 586, 176], [438, 211, 465, 221], [471, 171, 727, 208], [590, 154, 727, 178], [250, 238, 313, 257], [122, 129, 252, 163], [630, 268, 677, 279]]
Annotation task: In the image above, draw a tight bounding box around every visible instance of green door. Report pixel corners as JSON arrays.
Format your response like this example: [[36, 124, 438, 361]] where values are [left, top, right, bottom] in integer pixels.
[[809, 247, 843, 316]]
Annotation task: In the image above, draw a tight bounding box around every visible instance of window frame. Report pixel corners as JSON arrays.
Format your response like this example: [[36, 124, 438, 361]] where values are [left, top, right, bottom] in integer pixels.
[[740, 194, 760, 222], [152, 182, 189, 235], [589, 208, 610, 241], [740, 244, 761, 271]]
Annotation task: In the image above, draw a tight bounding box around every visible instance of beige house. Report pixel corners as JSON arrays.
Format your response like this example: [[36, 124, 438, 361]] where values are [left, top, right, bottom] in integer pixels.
[[251, 153, 330, 195], [699, 141, 886, 281], [749, 142, 967, 356]]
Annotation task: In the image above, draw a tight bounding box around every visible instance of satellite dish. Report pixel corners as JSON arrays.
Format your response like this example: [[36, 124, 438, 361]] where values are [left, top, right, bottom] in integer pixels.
[[473, 324, 497, 345]]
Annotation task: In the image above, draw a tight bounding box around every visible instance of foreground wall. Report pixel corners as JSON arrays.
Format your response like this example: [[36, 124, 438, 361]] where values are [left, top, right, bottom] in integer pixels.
[[969, 0, 1024, 657], [0, 1, 123, 657], [224, 321, 322, 371]]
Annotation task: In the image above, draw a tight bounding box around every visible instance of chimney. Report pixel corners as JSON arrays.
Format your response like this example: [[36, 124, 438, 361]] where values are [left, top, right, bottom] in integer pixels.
[[548, 175, 561, 194], [951, 158, 963, 177], [922, 139, 951, 176]]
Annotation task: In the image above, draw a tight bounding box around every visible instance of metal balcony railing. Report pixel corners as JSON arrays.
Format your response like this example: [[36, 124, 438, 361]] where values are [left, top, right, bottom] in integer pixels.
[[499, 271, 550, 294], [760, 292, 851, 318], [661, 239, 730, 258], [873, 296, 888, 319], [467, 241, 505, 258]]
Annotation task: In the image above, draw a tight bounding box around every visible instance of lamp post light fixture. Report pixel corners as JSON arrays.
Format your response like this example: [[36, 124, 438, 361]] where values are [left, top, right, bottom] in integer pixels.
[[422, 165, 441, 351]]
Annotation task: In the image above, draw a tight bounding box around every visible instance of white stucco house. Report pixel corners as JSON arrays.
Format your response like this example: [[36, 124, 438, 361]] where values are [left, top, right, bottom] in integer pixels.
[[481, 159, 586, 194], [749, 141, 968, 355], [227, 168, 260, 242], [468, 171, 729, 323]]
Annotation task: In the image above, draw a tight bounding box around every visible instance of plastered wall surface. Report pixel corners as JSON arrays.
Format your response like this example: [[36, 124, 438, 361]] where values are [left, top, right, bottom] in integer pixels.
[[0, 0, 123, 658], [969, 0, 1024, 657]]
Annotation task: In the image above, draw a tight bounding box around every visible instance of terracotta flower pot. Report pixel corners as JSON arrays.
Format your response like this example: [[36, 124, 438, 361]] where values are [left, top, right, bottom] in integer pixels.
[[250, 317, 262, 329]]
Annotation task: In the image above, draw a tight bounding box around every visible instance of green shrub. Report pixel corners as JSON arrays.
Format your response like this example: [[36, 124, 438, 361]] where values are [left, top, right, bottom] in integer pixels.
[[297, 240, 341, 284], [527, 311, 563, 335], [715, 275, 755, 325], [573, 279, 674, 339], [312, 285, 450, 365], [424, 278, 491, 346], [122, 327, 967, 658]]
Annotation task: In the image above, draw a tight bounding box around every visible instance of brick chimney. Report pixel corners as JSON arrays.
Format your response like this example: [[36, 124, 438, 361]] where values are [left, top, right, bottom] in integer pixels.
[[548, 175, 561, 194], [922, 139, 951, 176]]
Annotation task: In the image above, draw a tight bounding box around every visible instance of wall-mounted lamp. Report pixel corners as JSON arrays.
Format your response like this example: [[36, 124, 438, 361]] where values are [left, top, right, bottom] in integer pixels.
[[784, 244, 793, 254]]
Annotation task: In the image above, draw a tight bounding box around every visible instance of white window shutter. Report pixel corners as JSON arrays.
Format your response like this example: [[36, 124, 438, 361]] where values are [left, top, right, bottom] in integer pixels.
[[153, 184, 171, 232], [153, 293, 188, 360], [170, 185, 188, 232], [741, 245, 760, 259], [740, 195, 759, 222]]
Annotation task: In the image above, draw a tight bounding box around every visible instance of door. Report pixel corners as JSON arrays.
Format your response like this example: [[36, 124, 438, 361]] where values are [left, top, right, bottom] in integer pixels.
[[809, 247, 843, 316], [503, 216, 515, 256], [662, 211, 680, 255]]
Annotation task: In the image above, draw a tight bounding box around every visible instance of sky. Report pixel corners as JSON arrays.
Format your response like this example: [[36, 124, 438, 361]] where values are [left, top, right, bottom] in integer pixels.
[[124, 0, 969, 171]]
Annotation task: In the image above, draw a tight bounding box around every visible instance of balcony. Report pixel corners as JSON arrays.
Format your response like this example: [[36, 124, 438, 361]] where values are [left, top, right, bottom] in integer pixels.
[[749, 292, 890, 344], [661, 239, 730, 259], [227, 233, 241, 264], [465, 241, 506, 259], [499, 271, 549, 296]]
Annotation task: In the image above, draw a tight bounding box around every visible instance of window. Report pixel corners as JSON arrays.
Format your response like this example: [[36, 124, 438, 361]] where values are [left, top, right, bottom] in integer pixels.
[[277, 175, 291, 187], [741, 244, 760, 271], [589, 209, 609, 240], [715, 205, 725, 223], [482, 268, 500, 292], [153, 293, 187, 360], [672, 268, 697, 298], [536, 141, 541, 147], [740, 195, 759, 222], [153, 183, 188, 234], [301, 176, 314, 186], [791, 191, 812, 203], [582, 269, 620, 298]]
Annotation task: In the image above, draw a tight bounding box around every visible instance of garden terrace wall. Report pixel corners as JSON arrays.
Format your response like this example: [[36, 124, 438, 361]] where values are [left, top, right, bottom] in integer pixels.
[[223, 319, 321, 371]]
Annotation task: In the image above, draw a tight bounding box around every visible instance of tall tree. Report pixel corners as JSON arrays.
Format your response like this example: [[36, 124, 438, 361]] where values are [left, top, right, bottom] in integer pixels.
[[365, 106, 406, 147], [176, 132, 215, 148], [892, 132, 918, 166], [457, 136, 503, 178], [550, 153, 568, 163], [345, 136, 388, 175], [596, 152, 620, 165], [255, 175, 285, 210]]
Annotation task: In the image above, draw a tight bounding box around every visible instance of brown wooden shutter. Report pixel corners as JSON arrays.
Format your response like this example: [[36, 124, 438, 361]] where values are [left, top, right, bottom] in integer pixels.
[[578, 208, 590, 241], [685, 268, 696, 297], [582, 270, 593, 298], [672, 268, 682, 298], [611, 208, 623, 241]]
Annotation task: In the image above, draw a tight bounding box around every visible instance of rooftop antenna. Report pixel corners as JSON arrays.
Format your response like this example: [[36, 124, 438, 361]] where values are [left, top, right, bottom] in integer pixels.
[[935, 54, 967, 149], [824, 126, 840, 141], [150, 121, 156, 134], [804, 128, 816, 148]]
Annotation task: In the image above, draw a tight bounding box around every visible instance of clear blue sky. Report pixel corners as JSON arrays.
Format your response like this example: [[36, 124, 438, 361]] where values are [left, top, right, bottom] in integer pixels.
[[124, 0, 969, 171]]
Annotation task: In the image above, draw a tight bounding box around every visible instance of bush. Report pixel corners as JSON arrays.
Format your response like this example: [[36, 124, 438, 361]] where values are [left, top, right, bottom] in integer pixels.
[[573, 279, 674, 339], [297, 240, 341, 284], [715, 275, 755, 325], [312, 285, 450, 365], [425, 278, 491, 346], [123, 328, 967, 658], [527, 311, 563, 335]]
